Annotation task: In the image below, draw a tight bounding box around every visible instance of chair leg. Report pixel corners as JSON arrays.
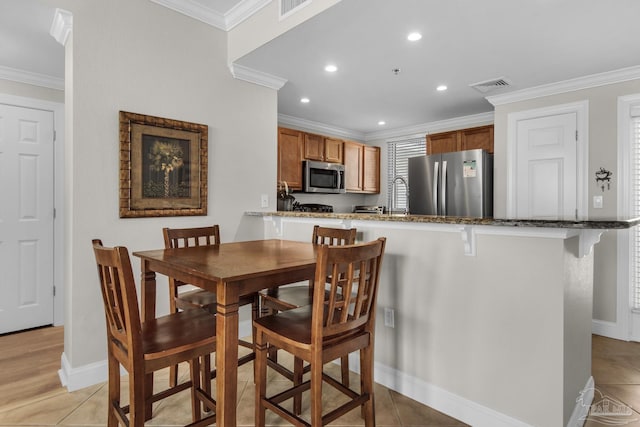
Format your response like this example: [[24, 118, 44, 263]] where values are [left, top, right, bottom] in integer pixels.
[[340, 355, 350, 388], [360, 346, 375, 426], [201, 355, 213, 412], [252, 295, 259, 383], [293, 356, 304, 415], [130, 368, 147, 427], [190, 358, 202, 422], [169, 364, 179, 388], [310, 353, 323, 426], [107, 355, 119, 427], [255, 331, 267, 427]]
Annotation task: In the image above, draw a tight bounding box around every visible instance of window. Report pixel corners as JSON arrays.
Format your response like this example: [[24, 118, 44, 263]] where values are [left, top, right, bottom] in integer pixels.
[[387, 137, 425, 212]]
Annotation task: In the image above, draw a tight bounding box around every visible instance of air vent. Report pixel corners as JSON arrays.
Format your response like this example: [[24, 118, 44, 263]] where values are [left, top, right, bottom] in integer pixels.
[[280, 0, 311, 19], [469, 77, 512, 93]]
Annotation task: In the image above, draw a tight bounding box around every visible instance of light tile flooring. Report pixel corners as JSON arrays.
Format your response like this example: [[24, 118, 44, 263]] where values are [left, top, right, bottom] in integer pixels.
[[4, 328, 640, 426], [0, 326, 465, 426]]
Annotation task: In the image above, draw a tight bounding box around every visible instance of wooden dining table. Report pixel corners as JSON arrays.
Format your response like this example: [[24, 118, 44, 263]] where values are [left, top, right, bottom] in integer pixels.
[[133, 239, 317, 427]]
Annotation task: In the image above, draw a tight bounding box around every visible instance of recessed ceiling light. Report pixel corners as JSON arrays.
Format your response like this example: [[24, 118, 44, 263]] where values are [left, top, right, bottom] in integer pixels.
[[378, 121, 386, 126], [324, 64, 338, 73], [437, 85, 448, 91], [407, 32, 422, 41], [300, 97, 310, 103]]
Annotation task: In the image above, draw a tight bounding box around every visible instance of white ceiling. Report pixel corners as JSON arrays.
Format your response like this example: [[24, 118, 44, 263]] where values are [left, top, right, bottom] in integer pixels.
[[4, 0, 640, 137]]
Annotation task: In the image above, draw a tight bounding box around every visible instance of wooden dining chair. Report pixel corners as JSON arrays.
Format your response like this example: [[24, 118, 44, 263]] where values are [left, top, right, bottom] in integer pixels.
[[163, 225, 259, 388], [92, 239, 217, 427], [260, 225, 357, 390], [254, 237, 386, 427]]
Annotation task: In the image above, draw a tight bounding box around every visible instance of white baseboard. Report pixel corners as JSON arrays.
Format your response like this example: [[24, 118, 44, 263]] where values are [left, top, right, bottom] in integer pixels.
[[347, 354, 534, 427], [567, 376, 594, 427], [592, 319, 629, 341], [58, 351, 109, 392]]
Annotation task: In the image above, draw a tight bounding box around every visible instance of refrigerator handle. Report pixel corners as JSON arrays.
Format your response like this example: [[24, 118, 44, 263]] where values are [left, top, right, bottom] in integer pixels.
[[433, 161, 439, 214], [441, 160, 447, 216]]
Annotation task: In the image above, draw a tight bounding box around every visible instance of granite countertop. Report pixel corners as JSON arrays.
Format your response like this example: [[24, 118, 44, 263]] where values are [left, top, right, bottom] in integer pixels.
[[246, 211, 640, 230]]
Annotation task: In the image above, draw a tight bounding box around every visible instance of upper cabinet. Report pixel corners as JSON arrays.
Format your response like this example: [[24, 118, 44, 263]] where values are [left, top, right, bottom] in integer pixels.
[[277, 127, 303, 190], [278, 127, 379, 194], [344, 141, 380, 194], [427, 124, 494, 155], [304, 133, 343, 163]]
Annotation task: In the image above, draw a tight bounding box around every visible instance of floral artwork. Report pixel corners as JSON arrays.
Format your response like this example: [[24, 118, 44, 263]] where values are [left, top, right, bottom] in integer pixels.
[[143, 138, 189, 198], [119, 111, 208, 218]]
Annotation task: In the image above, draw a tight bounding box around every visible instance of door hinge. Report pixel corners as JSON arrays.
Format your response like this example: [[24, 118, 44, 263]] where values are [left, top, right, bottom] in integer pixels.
[[53, 286, 56, 297], [53, 130, 57, 142], [53, 208, 56, 219], [575, 130, 578, 141]]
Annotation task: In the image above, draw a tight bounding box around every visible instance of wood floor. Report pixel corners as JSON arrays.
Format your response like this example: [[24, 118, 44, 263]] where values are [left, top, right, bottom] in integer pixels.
[[0, 326, 65, 410]]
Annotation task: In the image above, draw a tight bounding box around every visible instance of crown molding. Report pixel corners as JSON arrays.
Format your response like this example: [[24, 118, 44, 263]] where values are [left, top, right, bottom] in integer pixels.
[[229, 63, 287, 90], [225, 0, 271, 30], [49, 8, 73, 46], [364, 112, 495, 142], [0, 65, 64, 91], [487, 65, 640, 106], [278, 114, 366, 141], [150, 0, 269, 31]]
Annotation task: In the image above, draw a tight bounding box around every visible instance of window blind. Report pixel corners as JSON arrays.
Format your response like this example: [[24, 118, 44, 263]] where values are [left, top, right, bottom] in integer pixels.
[[387, 137, 426, 211]]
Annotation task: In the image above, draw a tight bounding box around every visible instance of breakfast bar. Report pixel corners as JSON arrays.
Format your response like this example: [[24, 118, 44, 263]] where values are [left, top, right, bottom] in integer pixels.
[[245, 211, 640, 427]]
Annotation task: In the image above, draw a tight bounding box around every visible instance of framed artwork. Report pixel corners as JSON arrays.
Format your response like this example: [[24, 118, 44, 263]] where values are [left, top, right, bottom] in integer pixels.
[[119, 111, 208, 218]]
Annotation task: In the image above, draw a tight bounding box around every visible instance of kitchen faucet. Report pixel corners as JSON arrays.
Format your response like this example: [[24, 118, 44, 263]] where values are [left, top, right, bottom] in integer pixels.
[[391, 176, 410, 214]]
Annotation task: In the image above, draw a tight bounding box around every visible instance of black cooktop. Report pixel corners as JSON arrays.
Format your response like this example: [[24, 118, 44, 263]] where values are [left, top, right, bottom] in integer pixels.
[[294, 203, 334, 213]]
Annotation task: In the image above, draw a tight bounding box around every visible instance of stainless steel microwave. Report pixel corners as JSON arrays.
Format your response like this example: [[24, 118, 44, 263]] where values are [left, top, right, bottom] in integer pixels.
[[303, 160, 346, 193]]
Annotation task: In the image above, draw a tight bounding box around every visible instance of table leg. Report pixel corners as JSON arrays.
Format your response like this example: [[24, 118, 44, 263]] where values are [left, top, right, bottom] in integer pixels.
[[216, 281, 240, 427], [140, 262, 156, 421]]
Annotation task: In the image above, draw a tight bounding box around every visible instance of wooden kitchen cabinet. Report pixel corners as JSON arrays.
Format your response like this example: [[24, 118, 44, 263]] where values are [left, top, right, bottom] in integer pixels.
[[324, 137, 343, 163], [344, 141, 363, 191], [303, 133, 343, 163], [343, 141, 380, 193], [363, 145, 380, 193], [460, 125, 494, 153], [303, 133, 324, 161], [426, 124, 494, 154], [277, 127, 303, 190]]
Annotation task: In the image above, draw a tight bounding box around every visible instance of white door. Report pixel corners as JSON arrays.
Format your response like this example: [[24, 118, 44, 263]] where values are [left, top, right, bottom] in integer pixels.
[[514, 112, 578, 219], [0, 104, 55, 334]]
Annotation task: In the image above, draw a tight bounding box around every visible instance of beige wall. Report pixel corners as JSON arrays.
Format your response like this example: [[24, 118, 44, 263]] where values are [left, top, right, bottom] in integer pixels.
[[493, 79, 640, 323], [43, 0, 278, 368]]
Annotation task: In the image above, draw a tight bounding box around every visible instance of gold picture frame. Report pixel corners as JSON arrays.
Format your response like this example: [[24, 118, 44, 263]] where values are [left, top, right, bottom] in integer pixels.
[[119, 111, 208, 218]]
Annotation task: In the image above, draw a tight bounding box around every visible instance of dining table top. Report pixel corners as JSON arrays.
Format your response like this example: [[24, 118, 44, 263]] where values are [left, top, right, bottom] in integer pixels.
[[133, 238, 318, 283]]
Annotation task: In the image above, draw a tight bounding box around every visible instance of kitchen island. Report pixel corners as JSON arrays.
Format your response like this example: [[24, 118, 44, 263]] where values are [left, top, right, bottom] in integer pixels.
[[244, 211, 640, 427]]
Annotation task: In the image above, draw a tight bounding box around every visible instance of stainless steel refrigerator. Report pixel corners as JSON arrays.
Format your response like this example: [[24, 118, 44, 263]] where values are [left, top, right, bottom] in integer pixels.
[[408, 149, 493, 217]]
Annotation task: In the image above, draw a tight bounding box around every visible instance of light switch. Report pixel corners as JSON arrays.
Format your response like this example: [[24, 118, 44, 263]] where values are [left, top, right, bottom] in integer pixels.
[[593, 195, 603, 209], [261, 194, 269, 208]]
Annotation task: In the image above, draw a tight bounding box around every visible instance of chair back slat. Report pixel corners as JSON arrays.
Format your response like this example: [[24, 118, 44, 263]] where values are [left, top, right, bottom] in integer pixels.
[[163, 225, 220, 249], [312, 238, 386, 340], [312, 225, 356, 246], [92, 239, 141, 358]]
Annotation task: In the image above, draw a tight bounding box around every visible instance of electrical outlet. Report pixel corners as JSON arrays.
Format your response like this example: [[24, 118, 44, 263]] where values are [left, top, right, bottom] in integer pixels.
[[384, 307, 395, 328], [593, 195, 603, 209], [261, 194, 269, 208]]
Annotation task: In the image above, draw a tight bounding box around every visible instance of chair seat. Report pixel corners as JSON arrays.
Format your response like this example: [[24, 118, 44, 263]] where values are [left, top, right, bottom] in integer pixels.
[[255, 305, 362, 348], [260, 286, 313, 311], [176, 289, 256, 311], [142, 309, 216, 360]]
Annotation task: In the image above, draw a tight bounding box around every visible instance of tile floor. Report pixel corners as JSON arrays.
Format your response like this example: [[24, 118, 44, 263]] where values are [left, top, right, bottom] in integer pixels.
[[3, 329, 640, 426], [0, 327, 465, 426]]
